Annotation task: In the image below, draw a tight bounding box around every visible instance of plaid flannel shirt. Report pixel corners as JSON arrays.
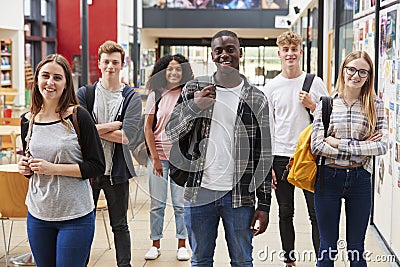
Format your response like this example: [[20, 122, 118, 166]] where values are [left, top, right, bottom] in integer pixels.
[[165, 74, 273, 212], [311, 93, 388, 173]]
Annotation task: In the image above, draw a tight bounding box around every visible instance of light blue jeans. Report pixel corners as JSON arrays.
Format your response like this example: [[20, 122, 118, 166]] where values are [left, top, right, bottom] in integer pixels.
[[148, 158, 187, 240]]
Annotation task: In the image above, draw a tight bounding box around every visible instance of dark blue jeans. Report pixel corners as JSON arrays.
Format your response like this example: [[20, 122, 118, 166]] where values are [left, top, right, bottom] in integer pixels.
[[315, 166, 371, 267], [184, 189, 254, 267], [92, 175, 131, 267], [27, 211, 94, 267], [271, 156, 320, 263]]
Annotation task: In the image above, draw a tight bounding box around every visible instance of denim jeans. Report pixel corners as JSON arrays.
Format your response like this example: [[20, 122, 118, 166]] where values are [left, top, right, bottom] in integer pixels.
[[271, 156, 320, 263], [184, 188, 254, 267], [27, 211, 94, 267], [148, 158, 187, 240], [92, 175, 131, 267], [314, 166, 371, 267]]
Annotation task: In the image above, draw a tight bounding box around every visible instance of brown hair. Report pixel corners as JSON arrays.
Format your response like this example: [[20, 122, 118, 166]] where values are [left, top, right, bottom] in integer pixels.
[[31, 54, 79, 130], [98, 40, 125, 63], [276, 31, 302, 47]]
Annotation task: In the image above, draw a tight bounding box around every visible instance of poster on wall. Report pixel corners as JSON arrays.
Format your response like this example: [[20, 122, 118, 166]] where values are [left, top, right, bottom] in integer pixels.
[[354, 0, 375, 18], [381, 0, 399, 8], [353, 14, 375, 58], [386, 10, 397, 59], [380, 15, 387, 58], [142, 0, 288, 8], [374, 3, 400, 261]]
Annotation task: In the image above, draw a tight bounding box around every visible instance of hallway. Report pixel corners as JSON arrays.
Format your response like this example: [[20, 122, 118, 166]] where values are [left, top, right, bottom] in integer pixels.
[[0, 166, 396, 267]]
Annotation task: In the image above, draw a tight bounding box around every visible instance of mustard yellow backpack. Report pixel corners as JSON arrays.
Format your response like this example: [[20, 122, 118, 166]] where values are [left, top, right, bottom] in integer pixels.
[[286, 96, 332, 192]]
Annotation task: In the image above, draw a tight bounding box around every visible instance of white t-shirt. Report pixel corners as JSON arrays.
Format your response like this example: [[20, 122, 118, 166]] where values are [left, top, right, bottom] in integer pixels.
[[263, 72, 328, 157], [202, 81, 243, 191], [93, 82, 124, 175]]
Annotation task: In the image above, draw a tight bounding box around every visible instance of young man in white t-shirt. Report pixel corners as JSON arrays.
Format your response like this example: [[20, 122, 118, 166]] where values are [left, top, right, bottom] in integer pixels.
[[166, 30, 273, 266], [263, 31, 329, 266]]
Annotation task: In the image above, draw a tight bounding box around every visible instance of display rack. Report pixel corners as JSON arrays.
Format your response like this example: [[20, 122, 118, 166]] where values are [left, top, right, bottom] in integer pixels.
[[0, 39, 12, 88]]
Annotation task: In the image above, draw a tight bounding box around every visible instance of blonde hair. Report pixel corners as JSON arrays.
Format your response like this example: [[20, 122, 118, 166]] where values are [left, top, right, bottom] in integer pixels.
[[334, 51, 376, 136], [276, 31, 302, 47]]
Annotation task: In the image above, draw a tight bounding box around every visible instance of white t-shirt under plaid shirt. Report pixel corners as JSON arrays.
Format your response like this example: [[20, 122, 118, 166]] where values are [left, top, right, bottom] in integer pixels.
[[311, 93, 388, 174]]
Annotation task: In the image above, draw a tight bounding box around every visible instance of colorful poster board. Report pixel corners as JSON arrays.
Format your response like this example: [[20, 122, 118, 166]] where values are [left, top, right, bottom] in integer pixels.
[[142, 0, 288, 8], [374, 3, 400, 261]]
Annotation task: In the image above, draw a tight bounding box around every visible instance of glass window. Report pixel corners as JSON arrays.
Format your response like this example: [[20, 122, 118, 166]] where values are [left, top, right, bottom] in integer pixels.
[[41, 0, 48, 19], [310, 7, 319, 74], [156, 44, 279, 87], [24, 0, 31, 17]]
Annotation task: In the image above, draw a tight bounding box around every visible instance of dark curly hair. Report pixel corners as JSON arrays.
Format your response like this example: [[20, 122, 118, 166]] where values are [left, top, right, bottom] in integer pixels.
[[147, 54, 194, 92]]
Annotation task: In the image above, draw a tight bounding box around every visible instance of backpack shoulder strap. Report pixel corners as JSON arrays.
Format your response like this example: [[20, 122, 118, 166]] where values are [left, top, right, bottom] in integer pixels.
[[152, 90, 162, 130], [85, 84, 95, 114], [320, 96, 333, 138], [317, 96, 333, 191], [302, 73, 316, 122], [195, 75, 213, 89], [72, 106, 83, 152], [302, 73, 315, 93]]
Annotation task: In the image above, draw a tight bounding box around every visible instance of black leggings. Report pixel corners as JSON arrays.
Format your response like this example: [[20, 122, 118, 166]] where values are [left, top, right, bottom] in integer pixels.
[[270, 156, 320, 263]]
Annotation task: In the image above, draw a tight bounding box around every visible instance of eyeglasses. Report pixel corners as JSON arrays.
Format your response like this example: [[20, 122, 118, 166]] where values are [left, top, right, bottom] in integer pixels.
[[344, 66, 370, 78]]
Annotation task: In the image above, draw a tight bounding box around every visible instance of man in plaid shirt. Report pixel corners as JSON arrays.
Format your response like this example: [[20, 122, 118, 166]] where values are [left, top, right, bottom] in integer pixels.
[[166, 30, 273, 266]]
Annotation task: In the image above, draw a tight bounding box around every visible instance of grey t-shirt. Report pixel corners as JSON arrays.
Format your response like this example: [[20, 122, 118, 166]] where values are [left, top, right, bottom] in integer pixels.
[[25, 120, 94, 221], [93, 83, 124, 175]]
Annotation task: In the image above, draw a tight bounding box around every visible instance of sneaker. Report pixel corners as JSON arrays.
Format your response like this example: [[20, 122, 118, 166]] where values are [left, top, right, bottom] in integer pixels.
[[177, 247, 190, 261], [144, 246, 161, 260]]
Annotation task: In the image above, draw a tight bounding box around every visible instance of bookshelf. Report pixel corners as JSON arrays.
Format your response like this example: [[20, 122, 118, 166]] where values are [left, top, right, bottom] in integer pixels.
[[0, 39, 12, 88]]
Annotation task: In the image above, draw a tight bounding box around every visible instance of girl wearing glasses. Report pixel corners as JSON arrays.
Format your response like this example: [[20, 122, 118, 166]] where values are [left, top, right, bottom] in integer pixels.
[[311, 51, 388, 267]]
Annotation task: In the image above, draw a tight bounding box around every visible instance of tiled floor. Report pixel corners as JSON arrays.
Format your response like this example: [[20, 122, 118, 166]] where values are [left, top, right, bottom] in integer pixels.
[[0, 165, 397, 267]]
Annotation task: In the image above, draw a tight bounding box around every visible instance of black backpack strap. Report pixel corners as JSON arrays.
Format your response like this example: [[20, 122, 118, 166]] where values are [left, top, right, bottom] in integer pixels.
[[321, 96, 333, 137], [302, 73, 315, 93], [85, 84, 95, 114], [152, 90, 162, 131], [317, 96, 333, 191], [302, 73, 316, 122], [72, 106, 83, 152]]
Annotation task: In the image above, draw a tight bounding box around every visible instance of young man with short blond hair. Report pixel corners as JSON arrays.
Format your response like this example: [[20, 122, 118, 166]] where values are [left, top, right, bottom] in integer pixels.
[[263, 31, 328, 266]]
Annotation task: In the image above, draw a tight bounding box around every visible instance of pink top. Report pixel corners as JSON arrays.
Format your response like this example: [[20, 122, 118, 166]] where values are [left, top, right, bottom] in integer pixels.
[[144, 88, 181, 160]]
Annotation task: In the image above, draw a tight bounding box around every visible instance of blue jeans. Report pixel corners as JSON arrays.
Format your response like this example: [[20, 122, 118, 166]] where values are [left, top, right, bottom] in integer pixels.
[[314, 166, 371, 267], [92, 175, 131, 267], [184, 188, 254, 267], [27, 211, 94, 267], [148, 158, 187, 240]]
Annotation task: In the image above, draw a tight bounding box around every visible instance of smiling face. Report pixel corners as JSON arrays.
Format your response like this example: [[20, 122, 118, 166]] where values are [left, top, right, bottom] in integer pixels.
[[165, 60, 183, 88], [278, 43, 303, 71], [98, 52, 123, 81], [343, 58, 371, 92], [38, 62, 66, 102], [211, 35, 242, 73]]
